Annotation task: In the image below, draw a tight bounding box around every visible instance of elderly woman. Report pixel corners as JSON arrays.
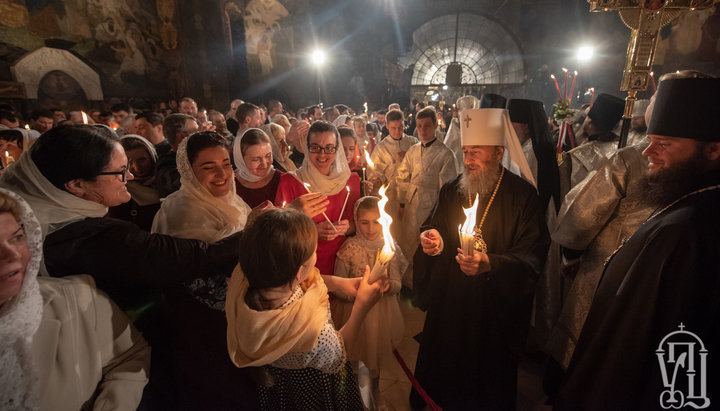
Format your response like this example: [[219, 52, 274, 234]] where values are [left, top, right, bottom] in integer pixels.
[[275, 121, 361, 275], [0, 188, 150, 410], [233, 128, 286, 207], [271, 113, 291, 133], [107, 134, 161, 231], [262, 122, 296, 172]]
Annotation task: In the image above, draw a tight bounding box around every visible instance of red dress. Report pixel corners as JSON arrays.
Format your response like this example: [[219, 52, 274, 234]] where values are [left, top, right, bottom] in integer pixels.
[[275, 172, 361, 275]]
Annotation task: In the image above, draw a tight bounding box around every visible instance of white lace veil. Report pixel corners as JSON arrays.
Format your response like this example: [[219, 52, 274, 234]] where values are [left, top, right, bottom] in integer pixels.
[[0, 188, 44, 410], [152, 133, 250, 242]]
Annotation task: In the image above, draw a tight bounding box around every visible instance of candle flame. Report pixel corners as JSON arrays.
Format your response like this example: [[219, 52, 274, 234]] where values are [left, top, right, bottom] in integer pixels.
[[459, 194, 480, 237], [303, 182, 312, 192], [377, 185, 396, 256], [4, 151, 8, 157], [282, 200, 287, 208], [550, 74, 556, 79], [81, 111, 88, 125], [24, 124, 30, 130], [574, 70, 578, 75], [650, 71, 654, 76], [562, 67, 568, 73], [346, 185, 350, 192], [363, 102, 368, 113], [364, 150, 374, 168]]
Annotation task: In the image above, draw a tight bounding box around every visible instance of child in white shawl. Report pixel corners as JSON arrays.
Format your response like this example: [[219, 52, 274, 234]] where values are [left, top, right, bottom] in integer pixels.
[[332, 196, 407, 410], [152, 131, 250, 309]]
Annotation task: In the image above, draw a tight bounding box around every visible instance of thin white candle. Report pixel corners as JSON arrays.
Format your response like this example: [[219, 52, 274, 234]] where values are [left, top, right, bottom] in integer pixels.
[[338, 185, 350, 223]]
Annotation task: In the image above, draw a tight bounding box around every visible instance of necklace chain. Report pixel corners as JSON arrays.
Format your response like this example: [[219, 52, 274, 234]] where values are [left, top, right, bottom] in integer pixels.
[[468, 167, 505, 231], [647, 184, 720, 222]]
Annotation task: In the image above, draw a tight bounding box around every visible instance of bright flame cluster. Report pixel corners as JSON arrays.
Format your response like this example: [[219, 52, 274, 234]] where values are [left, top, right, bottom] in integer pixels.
[[459, 193, 480, 237], [376, 185, 395, 257]]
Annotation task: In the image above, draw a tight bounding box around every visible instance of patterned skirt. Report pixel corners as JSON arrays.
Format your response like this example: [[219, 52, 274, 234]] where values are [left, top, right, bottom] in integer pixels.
[[257, 362, 363, 410]]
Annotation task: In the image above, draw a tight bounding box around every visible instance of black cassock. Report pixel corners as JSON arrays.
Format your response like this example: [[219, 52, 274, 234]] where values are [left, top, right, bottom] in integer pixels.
[[556, 170, 720, 410], [411, 169, 549, 410]]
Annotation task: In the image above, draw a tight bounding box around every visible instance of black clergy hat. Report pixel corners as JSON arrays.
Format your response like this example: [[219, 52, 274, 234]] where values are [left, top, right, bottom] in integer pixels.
[[587, 93, 624, 133], [507, 99, 545, 125], [479, 93, 507, 108], [647, 77, 720, 142]]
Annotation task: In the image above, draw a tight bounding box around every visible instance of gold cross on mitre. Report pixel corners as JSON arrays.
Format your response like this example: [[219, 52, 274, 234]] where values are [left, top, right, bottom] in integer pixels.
[[463, 115, 472, 129], [588, 0, 719, 147]]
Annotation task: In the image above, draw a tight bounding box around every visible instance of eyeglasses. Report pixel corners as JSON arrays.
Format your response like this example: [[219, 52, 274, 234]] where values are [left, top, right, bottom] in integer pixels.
[[308, 144, 337, 154], [97, 164, 129, 182]]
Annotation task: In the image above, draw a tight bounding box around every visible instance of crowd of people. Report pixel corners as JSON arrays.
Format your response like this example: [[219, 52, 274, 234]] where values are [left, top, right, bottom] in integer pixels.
[[1, 71, 718, 411]]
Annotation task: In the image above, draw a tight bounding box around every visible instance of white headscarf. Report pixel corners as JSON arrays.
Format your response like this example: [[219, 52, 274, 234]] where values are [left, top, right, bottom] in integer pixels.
[[0, 188, 44, 410], [119, 135, 160, 206], [233, 128, 275, 183], [152, 134, 250, 242], [0, 149, 108, 238], [291, 124, 351, 196]]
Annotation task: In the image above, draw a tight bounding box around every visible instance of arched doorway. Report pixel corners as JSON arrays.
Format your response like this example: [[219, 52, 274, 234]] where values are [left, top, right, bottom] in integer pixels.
[[399, 13, 525, 104]]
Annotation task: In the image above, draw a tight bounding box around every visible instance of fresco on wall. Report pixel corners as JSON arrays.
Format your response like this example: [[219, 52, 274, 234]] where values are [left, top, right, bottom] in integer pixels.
[[655, 6, 720, 71], [242, 0, 295, 83], [0, 0, 178, 97]]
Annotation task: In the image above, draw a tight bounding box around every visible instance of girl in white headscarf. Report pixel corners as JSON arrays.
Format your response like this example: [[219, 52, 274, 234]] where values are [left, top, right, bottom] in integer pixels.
[[0, 188, 150, 410], [233, 128, 286, 207], [331, 196, 407, 410], [275, 121, 361, 275], [153, 131, 250, 309]]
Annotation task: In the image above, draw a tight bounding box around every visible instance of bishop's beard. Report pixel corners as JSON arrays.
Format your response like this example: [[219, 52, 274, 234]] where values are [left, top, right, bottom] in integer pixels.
[[460, 163, 501, 199], [629, 148, 708, 209]]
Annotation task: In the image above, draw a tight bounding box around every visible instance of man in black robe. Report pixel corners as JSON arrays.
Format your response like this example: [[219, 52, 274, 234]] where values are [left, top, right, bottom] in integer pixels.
[[411, 108, 550, 410], [556, 76, 720, 409]]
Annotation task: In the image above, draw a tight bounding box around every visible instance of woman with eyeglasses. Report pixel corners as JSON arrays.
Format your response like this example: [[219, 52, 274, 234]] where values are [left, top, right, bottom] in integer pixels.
[[0, 125, 257, 408], [275, 121, 361, 276]]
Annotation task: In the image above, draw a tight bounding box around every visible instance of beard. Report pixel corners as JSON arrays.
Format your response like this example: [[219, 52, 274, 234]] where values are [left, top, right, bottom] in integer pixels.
[[460, 162, 501, 199], [629, 148, 708, 209]]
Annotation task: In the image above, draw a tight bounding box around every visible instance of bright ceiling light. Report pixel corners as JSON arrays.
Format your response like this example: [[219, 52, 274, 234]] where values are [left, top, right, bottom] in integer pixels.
[[311, 49, 327, 66], [577, 46, 595, 62]]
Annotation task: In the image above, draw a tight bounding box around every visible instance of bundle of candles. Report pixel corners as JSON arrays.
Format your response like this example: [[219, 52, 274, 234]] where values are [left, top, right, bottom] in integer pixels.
[[551, 68, 579, 155], [369, 185, 396, 283], [458, 194, 479, 256]]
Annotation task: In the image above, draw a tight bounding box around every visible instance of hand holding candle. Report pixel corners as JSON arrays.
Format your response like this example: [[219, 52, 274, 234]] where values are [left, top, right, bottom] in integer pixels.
[[302, 182, 337, 232], [458, 194, 480, 256]]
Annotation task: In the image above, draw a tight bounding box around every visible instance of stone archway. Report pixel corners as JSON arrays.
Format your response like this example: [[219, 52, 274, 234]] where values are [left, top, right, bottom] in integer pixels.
[[11, 47, 103, 100]]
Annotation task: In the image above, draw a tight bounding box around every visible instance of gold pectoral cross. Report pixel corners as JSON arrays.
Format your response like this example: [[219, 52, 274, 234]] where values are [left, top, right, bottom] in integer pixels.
[[587, 0, 718, 146]]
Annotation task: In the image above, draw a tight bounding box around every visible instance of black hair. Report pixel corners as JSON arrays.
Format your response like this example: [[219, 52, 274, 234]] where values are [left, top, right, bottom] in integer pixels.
[[239, 207, 317, 291], [30, 125, 117, 190], [136, 111, 164, 127], [0, 110, 16, 123], [0, 129, 24, 149], [186, 131, 229, 164], [30, 109, 54, 121], [111, 103, 131, 113], [0, 103, 15, 113], [307, 121, 339, 146]]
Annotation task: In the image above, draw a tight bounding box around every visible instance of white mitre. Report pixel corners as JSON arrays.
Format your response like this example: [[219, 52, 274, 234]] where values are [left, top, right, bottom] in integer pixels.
[[460, 108, 536, 187]]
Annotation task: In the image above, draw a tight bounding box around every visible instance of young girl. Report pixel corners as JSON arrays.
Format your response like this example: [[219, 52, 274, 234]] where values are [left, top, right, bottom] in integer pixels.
[[225, 207, 387, 410], [332, 196, 407, 410]]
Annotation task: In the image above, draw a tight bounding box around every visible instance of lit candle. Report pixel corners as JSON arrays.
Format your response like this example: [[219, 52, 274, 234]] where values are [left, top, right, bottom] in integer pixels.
[[569, 71, 578, 104], [369, 186, 396, 282], [363, 102, 368, 113], [650, 72, 657, 93], [338, 185, 350, 224], [81, 111, 88, 125], [282, 200, 287, 208], [24, 124, 30, 130], [562, 68, 568, 100], [590, 88, 595, 105], [551, 74, 562, 100], [459, 194, 480, 256], [302, 182, 337, 232]]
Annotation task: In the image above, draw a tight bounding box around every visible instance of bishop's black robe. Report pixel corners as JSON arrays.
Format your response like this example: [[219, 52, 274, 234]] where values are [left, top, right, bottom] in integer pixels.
[[556, 170, 720, 410], [411, 169, 549, 410]]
